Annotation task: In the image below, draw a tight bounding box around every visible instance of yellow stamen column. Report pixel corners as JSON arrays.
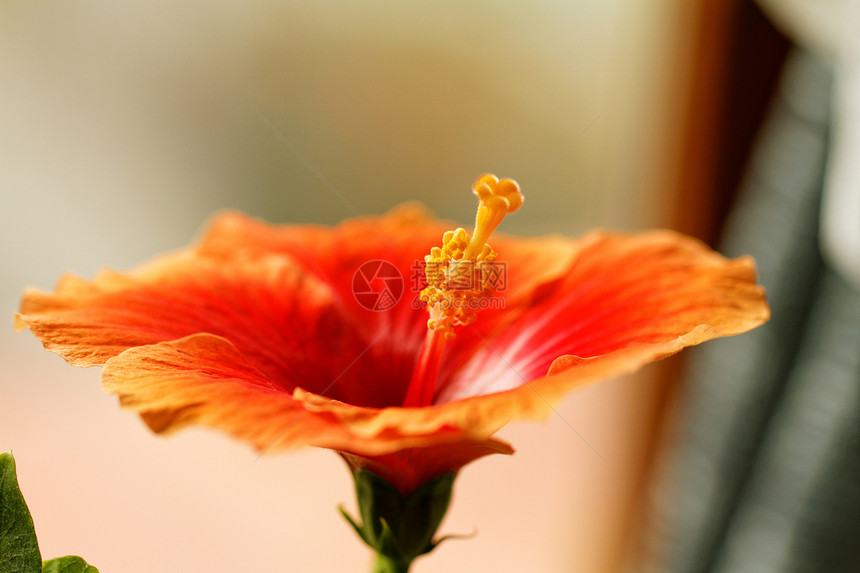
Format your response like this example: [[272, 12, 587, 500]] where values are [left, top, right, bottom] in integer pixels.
[[402, 174, 523, 408]]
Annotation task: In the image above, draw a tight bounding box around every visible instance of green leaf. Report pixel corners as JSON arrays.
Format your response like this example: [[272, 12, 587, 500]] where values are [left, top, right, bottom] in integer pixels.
[[41, 556, 99, 573], [0, 451, 42, 573]]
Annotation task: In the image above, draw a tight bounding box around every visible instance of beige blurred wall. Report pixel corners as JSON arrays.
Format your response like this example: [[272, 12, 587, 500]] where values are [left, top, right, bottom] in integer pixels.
[[1, 2, 685, 571]]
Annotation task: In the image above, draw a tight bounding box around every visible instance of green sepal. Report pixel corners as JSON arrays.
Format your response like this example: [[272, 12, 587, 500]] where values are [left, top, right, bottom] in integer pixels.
[[41, 556, 100, 573], [425, 528, 477, 553], [338, 505, 371, 546], [341, 469, 456, 568], [0, 451, 42, 573]]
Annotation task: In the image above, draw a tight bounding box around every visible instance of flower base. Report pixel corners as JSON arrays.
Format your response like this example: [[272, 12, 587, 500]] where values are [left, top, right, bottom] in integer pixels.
[[340, 468, 456, 573]]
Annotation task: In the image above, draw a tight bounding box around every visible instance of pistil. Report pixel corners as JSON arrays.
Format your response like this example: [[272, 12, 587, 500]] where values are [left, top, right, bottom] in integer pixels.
[[401, 328, 447, 408], [401, 174, 523, 408], [463, 174, 523, 261]]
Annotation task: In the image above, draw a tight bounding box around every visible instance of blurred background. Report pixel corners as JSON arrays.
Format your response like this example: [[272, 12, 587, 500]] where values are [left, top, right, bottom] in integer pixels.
[[2, 1, 858, 571]]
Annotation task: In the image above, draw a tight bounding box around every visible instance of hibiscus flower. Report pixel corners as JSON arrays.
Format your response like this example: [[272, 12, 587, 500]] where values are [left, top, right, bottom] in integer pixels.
[[15, 174, 768, 571]]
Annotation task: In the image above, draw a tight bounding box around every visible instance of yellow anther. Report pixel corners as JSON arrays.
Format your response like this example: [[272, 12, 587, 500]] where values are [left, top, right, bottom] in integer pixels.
[[419, 174, 522, 337]]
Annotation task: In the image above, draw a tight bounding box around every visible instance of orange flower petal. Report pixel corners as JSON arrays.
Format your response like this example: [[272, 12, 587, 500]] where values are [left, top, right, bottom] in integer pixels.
[[100, 333, 391, 452], [102, 333, 512, 471], [15, 252, 398, 404], [104, 330, 515, 492], [436, 230, 769, 401], [195, 206, 450, 334]]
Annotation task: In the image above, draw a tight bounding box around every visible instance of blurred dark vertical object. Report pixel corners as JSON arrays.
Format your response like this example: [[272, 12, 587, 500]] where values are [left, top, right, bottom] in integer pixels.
[[642, 1, 860, 571], [670, 0, 791, 245], [622, 2, 791, 567]]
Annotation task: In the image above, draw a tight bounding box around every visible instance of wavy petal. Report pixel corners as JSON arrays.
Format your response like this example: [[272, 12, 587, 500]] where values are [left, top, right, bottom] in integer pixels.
[[15, 252, 400, 404], [437, 230, 769, 401], [103, 333, 360, 450], [102, 333, 512, 468], [195, 205, 447, 333]]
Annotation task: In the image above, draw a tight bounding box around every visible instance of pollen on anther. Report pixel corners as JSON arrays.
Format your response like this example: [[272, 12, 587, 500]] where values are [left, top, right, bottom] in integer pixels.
[[420, 174, 522, 337]]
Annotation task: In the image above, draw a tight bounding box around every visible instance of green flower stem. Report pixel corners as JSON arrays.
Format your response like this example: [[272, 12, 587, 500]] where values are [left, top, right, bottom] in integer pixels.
[[372, 553, 411, 573]]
